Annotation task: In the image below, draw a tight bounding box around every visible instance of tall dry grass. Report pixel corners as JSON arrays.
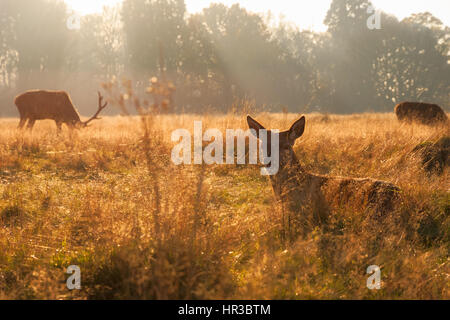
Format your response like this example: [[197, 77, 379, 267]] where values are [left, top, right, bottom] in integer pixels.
[[0, 111, 448, 299]]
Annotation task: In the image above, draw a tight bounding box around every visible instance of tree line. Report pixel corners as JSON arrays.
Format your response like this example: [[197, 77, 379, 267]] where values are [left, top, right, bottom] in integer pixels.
[[0, 0, 449, 116]]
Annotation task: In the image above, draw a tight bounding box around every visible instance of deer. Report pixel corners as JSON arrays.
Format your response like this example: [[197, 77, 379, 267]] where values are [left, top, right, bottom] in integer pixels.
[[247, 115, 401, 238], [14, 90, 108, 132], [394, 102, 447, 125]]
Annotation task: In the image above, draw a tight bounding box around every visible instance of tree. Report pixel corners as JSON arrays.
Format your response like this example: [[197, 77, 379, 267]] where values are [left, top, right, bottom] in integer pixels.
[[324, 0, 382, 112], [122, 0, 187, 77], [200, 4, 282, 108], [9, 0, 69, 89], [0, 0, 17, 88], [373, 13, 450, 108]]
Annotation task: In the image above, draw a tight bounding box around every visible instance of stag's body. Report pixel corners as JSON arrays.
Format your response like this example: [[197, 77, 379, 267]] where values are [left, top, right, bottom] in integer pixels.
[[15, 90, 108, 131], [394, 102, 447, 125], [15, 90, 81, 130], [247, 115, 400, 236]]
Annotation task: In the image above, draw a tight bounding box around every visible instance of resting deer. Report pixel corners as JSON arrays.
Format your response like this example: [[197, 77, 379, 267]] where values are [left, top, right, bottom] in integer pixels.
[[247, 115, 401, 236], [15, 90, 108, 132], [394, 102, 447, 125]]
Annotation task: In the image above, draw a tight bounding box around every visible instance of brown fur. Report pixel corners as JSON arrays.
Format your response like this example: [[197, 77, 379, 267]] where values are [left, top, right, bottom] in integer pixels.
[[247, 115, 401, 236], [394, 102, 447, 125]]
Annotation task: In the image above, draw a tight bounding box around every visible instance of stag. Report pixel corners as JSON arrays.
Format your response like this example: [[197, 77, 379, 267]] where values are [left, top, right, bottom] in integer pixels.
[[15, 90, 108, 131]]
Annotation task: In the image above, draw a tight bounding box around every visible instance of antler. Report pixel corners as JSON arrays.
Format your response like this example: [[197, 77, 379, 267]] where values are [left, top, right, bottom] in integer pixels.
[[83, 92, 108, 127]]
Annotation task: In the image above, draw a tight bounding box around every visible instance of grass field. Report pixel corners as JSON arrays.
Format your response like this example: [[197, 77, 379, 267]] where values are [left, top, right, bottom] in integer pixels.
[[0, 112, 448, 299]]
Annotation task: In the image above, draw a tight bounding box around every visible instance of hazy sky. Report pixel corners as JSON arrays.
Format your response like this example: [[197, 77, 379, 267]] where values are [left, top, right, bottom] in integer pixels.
[[64, 0, 450, 31]]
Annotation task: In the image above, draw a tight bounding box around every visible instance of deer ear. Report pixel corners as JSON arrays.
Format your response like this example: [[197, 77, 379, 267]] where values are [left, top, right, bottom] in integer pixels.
[[247, 115, 265, 137], [288, 116, 305, 143]]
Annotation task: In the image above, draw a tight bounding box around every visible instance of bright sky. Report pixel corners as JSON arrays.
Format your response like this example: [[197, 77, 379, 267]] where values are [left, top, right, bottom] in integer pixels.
[[64, 0, 450, 31]]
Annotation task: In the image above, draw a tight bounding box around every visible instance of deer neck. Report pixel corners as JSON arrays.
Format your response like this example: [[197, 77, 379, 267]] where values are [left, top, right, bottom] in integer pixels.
[[269, 152, 309, 201], [268, 151, 330, 225]]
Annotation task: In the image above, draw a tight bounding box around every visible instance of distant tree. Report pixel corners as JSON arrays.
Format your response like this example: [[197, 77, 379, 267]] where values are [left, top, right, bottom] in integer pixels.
[[324, 0, 373, 37], [68, 6, 124, 78], [270, 25, 317, 111], [408, 13, 450, 65], [303, 32, 336, 112], [9, 0, 69, 89], [373, 13, 450, 108], [324, 0, 383, 113], [176, 13, 216, 109], [200, 3, 281, 108], [1, 0, 447, 116], [0, 0, 17, 88], [122, 0, 187, 77]]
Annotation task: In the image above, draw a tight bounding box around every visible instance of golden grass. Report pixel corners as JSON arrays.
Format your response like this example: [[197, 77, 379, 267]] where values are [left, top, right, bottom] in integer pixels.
[[0, 112, 448, 299]]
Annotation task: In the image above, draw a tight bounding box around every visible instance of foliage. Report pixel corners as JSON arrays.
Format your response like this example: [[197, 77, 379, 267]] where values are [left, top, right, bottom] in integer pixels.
[[0, 0, 448, 116], [0, 112, 448, 299]]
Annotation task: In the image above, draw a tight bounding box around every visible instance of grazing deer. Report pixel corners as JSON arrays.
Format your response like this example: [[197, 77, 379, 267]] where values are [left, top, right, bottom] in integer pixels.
[[247, 115, 401, 237], [15, 90, 108, 132], [394, 102, 447, 125]]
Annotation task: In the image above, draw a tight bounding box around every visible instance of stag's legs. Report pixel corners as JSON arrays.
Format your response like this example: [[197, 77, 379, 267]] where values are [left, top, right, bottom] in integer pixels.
[[55, 121, 63, 133], [26, 119, 36, 130], [18, 118, 27, 129]]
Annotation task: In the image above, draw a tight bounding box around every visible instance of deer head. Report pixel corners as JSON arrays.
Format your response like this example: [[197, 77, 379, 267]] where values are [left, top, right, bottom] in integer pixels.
[[247, 115, 305, 171]]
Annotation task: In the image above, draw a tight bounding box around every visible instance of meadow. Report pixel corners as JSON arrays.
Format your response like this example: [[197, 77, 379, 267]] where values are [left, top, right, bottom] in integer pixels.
[[0, 112, 448, 299]]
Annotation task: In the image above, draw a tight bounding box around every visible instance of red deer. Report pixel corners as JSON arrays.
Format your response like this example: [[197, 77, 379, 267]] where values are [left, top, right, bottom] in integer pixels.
[[247, 115, 401, 238], [15, 90, 108, 131], [394, 102, 447, 125]]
